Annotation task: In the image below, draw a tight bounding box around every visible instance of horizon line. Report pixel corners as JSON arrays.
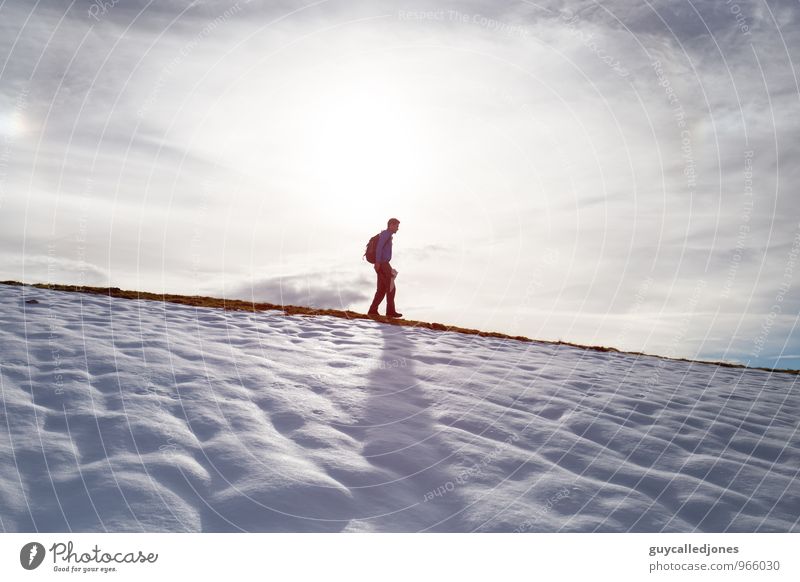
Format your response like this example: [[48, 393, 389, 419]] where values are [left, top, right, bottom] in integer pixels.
[[3, 280, 797, 377]]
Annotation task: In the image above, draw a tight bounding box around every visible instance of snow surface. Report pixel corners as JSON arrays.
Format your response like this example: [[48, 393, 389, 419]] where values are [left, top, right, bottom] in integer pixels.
[[0, 283, 798, 532]]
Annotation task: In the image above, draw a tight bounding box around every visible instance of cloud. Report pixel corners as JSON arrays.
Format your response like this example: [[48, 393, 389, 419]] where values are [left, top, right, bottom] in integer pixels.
[[0, 252, 108, 287], [227, 270, 373, 309], [1, 0, 798, 368], [403, 244, 455, 260]]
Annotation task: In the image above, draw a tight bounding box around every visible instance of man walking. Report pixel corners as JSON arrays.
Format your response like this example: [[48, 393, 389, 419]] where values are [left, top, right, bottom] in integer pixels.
[[368, 218, 403, 318]]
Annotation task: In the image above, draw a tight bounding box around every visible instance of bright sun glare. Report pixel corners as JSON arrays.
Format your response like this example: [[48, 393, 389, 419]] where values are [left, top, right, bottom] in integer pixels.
[[0, 110, 25, 138], [305, 80, 432, 209]]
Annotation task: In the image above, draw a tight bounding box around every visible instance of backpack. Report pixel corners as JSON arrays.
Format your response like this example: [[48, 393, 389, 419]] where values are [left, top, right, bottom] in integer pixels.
[[364, 233, 381, 263]]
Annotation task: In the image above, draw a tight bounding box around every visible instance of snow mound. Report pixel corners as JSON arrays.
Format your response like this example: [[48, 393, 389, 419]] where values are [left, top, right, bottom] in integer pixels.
[[1, 283, 797, 532]]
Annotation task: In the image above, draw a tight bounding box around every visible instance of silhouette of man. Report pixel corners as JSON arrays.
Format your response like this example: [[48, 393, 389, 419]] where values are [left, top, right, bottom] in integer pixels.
[[368, 218, 402, 318]]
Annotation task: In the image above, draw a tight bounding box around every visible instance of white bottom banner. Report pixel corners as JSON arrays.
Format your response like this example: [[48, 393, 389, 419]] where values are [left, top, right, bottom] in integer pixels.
[[2, 533, 797, 581]]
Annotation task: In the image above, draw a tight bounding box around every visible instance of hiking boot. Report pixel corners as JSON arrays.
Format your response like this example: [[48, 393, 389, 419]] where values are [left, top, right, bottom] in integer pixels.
[[367, 310, 381, 316], [386, 312, 403, 318]]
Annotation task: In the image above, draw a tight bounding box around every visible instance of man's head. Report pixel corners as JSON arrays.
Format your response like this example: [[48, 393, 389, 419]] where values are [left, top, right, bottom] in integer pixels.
[[387, 218, 400, 234]]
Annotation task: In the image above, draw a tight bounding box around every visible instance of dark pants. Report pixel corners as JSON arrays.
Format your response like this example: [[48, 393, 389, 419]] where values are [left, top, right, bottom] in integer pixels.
[[368, 262, 396, 314]]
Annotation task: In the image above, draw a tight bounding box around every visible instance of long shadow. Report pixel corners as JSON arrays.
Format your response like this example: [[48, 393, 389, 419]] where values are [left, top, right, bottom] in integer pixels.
[[197, 322, 467, 532], [336, 323, 467, 532]]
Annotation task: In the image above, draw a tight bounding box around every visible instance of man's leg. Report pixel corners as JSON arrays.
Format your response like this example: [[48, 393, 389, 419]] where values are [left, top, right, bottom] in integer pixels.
[[368, 265, 390, 313], [385, 277, 397, 315]]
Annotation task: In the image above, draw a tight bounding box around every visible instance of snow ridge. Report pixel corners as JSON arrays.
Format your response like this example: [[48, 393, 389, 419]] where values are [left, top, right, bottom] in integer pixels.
[[1, 283, 798, 532]]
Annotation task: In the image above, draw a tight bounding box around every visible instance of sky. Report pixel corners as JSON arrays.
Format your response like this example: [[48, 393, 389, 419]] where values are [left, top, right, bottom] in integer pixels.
[[1, 0, 798, 369]]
